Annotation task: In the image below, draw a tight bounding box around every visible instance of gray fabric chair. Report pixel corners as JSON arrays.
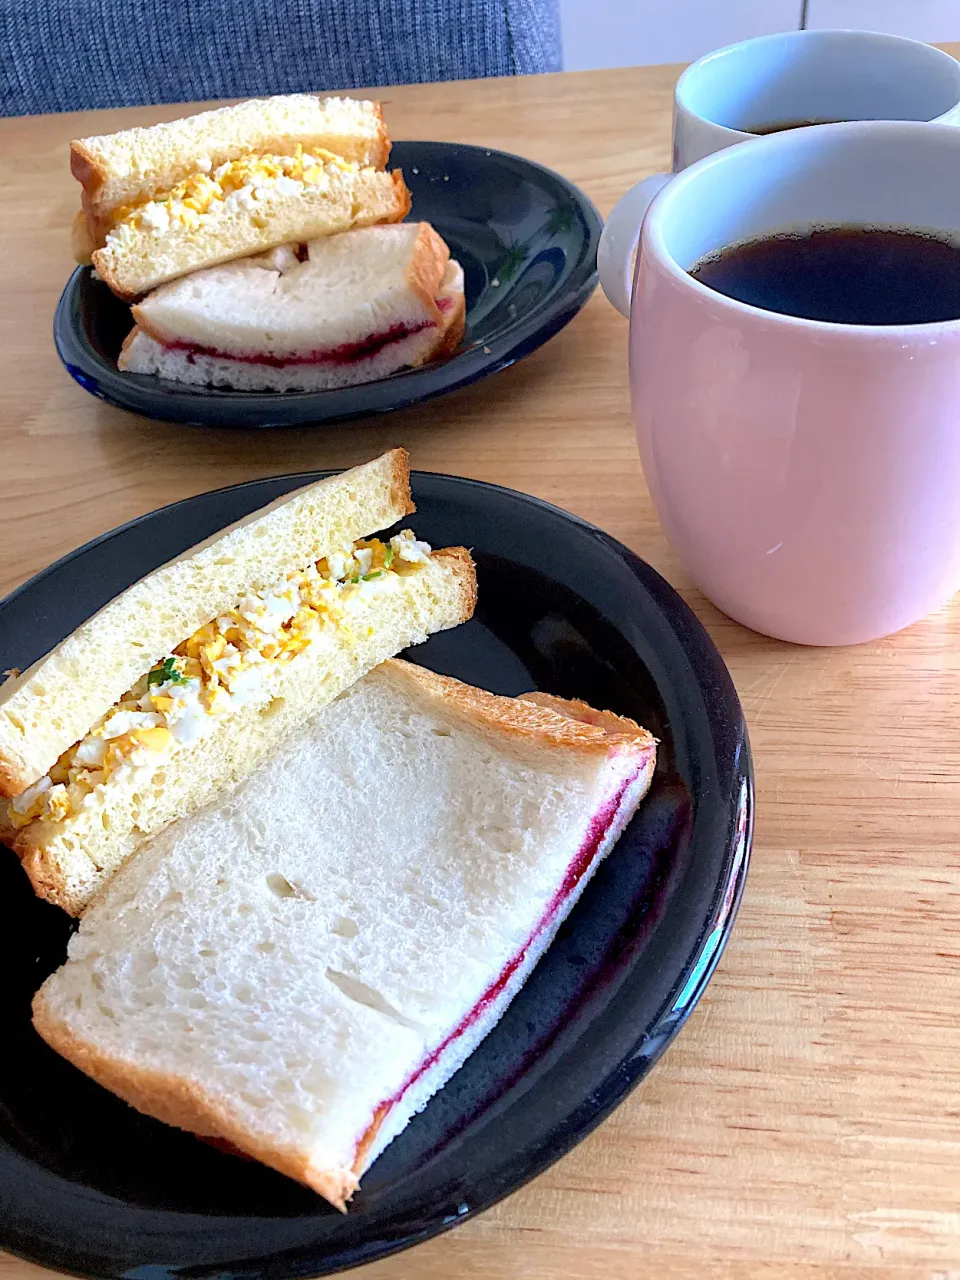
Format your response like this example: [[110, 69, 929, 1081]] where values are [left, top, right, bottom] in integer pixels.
[[0, 0, 561, 117]]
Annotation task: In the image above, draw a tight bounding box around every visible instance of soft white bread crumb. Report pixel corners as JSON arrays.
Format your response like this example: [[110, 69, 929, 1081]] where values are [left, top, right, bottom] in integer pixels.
[[119, 257, 466, 392], [92, 168, 411, 300], [33, 660, 656, 1208], [11, 551, 476, 915], [72, 96, 390, 242], [0, 450, 412, 797]]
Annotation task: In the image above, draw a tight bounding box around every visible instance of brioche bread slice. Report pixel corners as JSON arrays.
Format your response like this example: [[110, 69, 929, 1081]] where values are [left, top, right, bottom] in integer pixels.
[[72, 95, 390, 248], [0, 450, 412, 797], [7, 549, 476, 915], [33, 659, 656, 1208], [118, 224, 467, 391], [92, 166, 411, 301]]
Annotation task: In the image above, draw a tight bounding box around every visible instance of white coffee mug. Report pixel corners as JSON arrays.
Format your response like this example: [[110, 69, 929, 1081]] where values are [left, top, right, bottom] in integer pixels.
[[598, 29, 960, 317]]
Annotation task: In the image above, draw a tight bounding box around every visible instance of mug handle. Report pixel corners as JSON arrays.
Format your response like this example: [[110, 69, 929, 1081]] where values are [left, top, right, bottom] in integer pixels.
[[597, 173, 671, 318]]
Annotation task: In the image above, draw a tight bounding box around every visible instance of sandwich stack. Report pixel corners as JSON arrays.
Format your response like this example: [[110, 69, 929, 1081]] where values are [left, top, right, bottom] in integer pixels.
[[1, 449, 658, 1209], [32, 660, 656, 1209], [0, 450, 475, 913], [69, 95, 466, 390]]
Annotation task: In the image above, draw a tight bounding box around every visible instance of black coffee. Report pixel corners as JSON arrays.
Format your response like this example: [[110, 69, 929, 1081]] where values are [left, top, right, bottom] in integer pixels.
[[744, 118, 844, 134], [689, 227, 960, 325]]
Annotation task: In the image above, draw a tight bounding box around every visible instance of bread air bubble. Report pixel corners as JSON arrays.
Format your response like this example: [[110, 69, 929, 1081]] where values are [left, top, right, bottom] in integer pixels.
[[266, 872, 296, 898]]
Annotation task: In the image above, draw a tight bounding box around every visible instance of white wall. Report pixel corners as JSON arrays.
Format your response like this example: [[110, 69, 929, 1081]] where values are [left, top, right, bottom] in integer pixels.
[[559, 0, 960, 70], [805, 1, 960, 43]]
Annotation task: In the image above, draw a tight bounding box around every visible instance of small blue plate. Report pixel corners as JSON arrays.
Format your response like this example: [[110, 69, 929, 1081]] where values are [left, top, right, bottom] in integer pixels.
[[53, 141, 602, 428]]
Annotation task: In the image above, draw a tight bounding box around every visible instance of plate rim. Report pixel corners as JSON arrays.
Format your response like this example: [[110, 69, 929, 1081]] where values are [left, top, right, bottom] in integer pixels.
[[53, 140, 603, 429], [0, 470, 753, 1278]]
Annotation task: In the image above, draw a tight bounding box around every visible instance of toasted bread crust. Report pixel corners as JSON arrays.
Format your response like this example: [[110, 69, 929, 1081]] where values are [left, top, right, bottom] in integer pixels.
[[404, 223, 449, 327], [368, 101, 389, 168], [411, 248, 466, 367], [70, 139, 102, 199], [0, 757, 28, 800], [0, 801, 17, 847], [71, 209, 95, 264], [519, 691, 657, 746], [379, 661, 657, 760], [433, 287, 466, 359], [388, 168, 412, 221], [72, 153, 119, 250], [388, 445, 415, 519], [430, 546, 478, 623], [12, 838, 93, 917], [31, 994, 359, 1210]]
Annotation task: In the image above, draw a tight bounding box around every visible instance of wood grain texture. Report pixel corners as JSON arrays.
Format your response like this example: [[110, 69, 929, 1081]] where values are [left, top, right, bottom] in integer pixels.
[[3, 53, 960, 1280]]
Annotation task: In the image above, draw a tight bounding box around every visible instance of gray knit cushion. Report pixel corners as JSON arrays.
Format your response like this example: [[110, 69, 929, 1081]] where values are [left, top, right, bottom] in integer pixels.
[[1, 0, 561, 117]]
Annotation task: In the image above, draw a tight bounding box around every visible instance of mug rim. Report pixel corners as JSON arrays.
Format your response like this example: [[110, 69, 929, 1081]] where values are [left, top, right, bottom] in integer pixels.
[[641, 118, 960, 338], [674, 28, 960, 136]]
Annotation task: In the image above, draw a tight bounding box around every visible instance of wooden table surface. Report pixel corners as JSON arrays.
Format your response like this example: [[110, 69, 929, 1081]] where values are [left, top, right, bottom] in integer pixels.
[[3, 53, 960, 1280]]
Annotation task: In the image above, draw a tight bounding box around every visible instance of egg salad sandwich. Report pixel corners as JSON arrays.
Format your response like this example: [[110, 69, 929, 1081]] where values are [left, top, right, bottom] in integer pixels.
[[71, 94, 409, 300], [32, 658, 656, 1210], [118, 223, 466, 392], [0, 451, 475, 915]]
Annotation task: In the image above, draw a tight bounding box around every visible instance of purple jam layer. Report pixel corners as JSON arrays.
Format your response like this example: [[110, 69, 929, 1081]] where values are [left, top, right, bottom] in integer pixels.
[[352, 761, 648, 1167], [168, 320, 436, 369]]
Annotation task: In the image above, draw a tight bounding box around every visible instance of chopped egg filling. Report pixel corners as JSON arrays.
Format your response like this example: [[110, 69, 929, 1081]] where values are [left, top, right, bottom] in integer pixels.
[[10, 532, 431, 830], [108, 145, 359, 237]]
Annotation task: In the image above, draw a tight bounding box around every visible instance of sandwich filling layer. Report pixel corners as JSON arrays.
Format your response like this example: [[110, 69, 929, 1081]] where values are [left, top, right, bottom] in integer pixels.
[[351, 763, 644, 1168], [9, 531, 432, 831], [107, 146, 359, 240], [167, 320, 436, 369]]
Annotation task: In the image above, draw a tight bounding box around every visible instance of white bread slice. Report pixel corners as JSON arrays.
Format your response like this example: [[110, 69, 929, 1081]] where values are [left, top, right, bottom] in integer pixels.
[[72, 96, 390, 246], [130, 224, 453, 358], [118, 255, 467, 392], [0, 450, 412, 797], [32, 660, 656, 1208], [92, 166, 411, 301], [7, 550, 476, 915]]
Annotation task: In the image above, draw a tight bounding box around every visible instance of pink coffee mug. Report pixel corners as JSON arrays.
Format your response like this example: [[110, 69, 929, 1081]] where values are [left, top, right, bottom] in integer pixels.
[[611, 120, 960, 645]]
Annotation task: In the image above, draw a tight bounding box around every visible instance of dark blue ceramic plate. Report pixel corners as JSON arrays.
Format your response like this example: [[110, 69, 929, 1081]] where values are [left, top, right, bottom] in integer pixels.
[[53, 141, 602, 428], [0, 473, 752, 1278]]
